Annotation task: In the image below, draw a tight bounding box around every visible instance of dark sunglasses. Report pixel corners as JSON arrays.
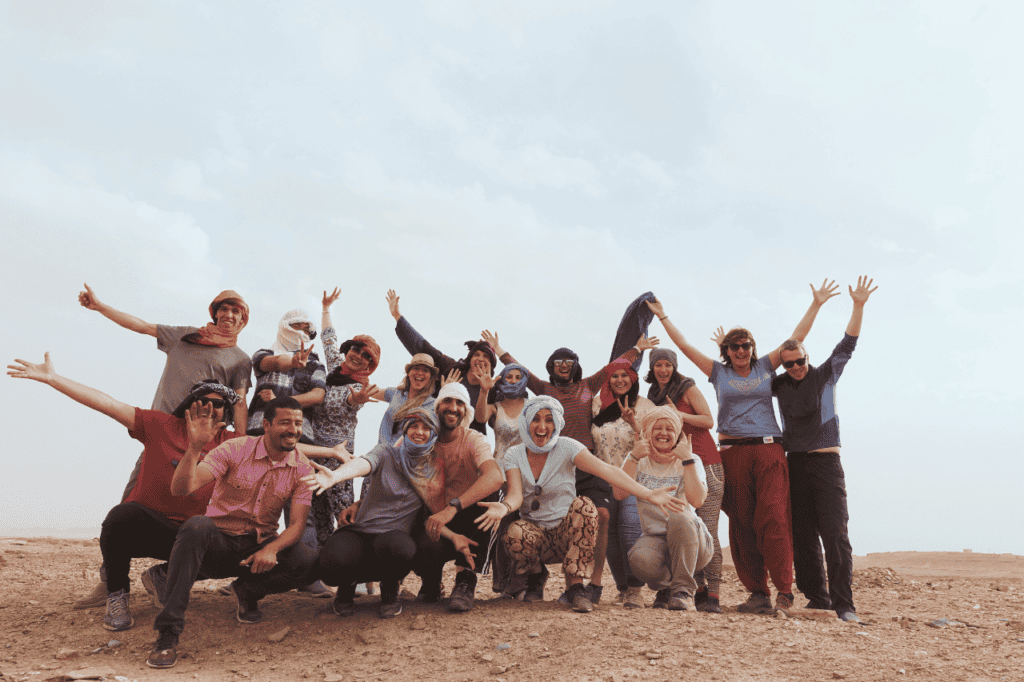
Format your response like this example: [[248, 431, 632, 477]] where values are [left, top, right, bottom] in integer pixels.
[[782, 357, 808, 369], [195, 397, 227, 409], [553, 359, 575, 368], [530, 484, 543, 511], [728, 342, 752, 352]]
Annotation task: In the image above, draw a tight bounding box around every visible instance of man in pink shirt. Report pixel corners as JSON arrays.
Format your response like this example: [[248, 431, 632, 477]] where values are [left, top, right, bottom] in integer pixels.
[[147, 397, 316, 670]]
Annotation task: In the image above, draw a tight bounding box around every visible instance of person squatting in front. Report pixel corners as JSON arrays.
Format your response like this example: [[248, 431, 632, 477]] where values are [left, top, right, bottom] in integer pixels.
[[146, 397, 317, 670], [488, 396, 687, 613], [615, 407, 713, 611]]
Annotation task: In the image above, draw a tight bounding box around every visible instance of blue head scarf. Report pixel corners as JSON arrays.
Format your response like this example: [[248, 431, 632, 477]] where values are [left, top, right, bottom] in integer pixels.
[[517, 395, 565, 454], [393, 407, 446, 512], [493, 363, 529, 402]]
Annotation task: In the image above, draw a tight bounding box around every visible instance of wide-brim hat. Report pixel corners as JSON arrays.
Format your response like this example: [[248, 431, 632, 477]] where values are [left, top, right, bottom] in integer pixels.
[[405, 353, 439, 376]]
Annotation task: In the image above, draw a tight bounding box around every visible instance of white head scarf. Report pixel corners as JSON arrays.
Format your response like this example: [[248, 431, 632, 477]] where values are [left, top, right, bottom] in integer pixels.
[[517, 395, 565, 454], [435, 382, 473, 428], [271, 310, 317, 355]]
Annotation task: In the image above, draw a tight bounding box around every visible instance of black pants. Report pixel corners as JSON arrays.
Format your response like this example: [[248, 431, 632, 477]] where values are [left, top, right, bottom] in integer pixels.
[[100, 502, 180, 593], [788, 451, 855, 614], [154, 516, 316, 635], [316, 528, 416, 599], [412, 495, 496, 584]]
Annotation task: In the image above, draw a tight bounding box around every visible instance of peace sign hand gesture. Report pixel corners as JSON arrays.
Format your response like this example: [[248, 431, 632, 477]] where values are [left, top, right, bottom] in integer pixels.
[[289, 341, 312, 369], [617, 395, 638, 432]]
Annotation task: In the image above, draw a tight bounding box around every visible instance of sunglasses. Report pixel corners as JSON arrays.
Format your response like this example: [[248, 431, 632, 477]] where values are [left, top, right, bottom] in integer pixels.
[[782, 357, 808, 369], [728, 342, 752, 352], [530, 484, 543, 512], [195, 397, 227, 409], [553, 359, 575, 368]]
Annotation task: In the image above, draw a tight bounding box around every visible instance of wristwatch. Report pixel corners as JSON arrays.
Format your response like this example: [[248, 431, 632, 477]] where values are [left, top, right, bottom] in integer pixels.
[[449, 497, 463, 512]]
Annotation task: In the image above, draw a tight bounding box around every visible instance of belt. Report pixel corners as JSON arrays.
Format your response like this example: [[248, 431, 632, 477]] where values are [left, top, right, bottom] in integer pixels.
[[718, 437, 782, 447]]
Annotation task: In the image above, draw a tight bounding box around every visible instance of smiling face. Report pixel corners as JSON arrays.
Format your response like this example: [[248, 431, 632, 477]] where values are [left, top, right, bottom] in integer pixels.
[[609, 369, 632, 397], [194, 391, 228, 424], [344, 344, 373, 372], [552, 358, 574, 380], [438, 396, 467, 430], [214, 303, 245, 334], [405, 419, 433, 445], [470, 349, 493, 376], [263, 408, 303, 458], [649, 418, 678, 460], [653, 359, 674, 387], [781, 348, 810, 381], [529, 408, 555, 448], [503, 368, 523, 385], [726, 337, 753, 371], [407, 365, 433, 392]]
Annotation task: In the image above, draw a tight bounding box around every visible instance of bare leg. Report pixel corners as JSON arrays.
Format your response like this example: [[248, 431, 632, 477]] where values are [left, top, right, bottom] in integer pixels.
[[589, 507, 610, 586]]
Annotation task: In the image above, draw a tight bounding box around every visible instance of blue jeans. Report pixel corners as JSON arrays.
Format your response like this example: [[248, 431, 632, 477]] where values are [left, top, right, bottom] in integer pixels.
[[606, 496, 644, 590]]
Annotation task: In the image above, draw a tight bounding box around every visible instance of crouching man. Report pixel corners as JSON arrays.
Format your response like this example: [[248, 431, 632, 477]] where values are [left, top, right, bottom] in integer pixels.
[[148, 396, 316, 669]]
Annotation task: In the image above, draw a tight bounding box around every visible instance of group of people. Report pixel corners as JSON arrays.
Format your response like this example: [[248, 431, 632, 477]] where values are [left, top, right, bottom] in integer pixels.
[[7, 276, 877, 670]]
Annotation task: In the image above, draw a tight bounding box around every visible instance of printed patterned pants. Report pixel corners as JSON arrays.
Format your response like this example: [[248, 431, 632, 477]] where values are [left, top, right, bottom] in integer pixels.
[[503, 496, 598, 579], [694, 462, 725, 595]]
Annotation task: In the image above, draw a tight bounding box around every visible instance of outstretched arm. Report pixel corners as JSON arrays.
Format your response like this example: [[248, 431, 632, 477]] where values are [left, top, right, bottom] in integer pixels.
[[646, 298, 715, 378], [766, 279, 840, 369], [574, 447, 689, 516], [78, 283, 157, 337], [846, 276, 877, 337], [482, 330, 545, 395], [7, 353, 136, 429]]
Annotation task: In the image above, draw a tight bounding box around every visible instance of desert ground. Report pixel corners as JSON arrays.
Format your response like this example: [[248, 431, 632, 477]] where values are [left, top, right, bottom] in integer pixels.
[[2, 538, 1023, 682]]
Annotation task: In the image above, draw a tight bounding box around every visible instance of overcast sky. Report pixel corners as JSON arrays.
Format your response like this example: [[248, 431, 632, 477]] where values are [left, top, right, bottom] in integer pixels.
[[2, 1, 1021, 555]]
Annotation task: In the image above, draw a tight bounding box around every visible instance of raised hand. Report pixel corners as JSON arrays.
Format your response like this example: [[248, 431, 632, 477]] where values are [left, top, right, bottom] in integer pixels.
[[289, 341, 312, 369], [7, 353, 56, 384], [710, 326, 725, 347], [474, 501, 508, 532], [480, 330, 503, 357], [811, 279, 841, 306], [849, 276, 877, 305], [302, 460, 338, 495], [184, 400, 225, 449], [78, 283, 102, 311], [631, 431, 651, 460], [618, 395, 638, 432], [636, 334, 660, 352], [322, 287, 341, 310], [350, 383, 380, 405], [386, 289, 401, 321], [474, 368, 496, 391], [441, 368, 462, 387], [645, 297, 665, 319], [672, 431, 693, 462]]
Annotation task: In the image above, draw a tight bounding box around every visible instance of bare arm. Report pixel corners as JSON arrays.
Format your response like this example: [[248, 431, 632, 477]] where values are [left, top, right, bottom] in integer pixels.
[[679, 385, 714, 431], [169, 403, 223, 496], [232, 393, 247, 433], [502, 468, 524, 512], [322, 288, 340, 341], [293, 387, 326, 408], [303, 457, 373, 495], [295, 441, 352, 463], [7, 353, 136, 429], [646, 298, 715, 378], [473, 370, 498, 424], [846, 276, 877, 337], [574, 447, 688, 515], [78, 283, 157, 337], [766, 279, 840, 369], [424, 459, 504, 540], [673, 434, 707, 509]]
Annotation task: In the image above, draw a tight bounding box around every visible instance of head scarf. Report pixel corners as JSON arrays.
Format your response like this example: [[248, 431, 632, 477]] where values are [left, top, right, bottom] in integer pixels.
[[492, 363, 529, 403], [459, 340, 497, 377], [645, 348, 696, 408], [392, 408, 446, 513], [326, 334, 381, 388], [593, 366, 640, 428], [640, 406, 683, 454], [182, 290, 249, 348], [435, 382, 473, 428], [172, 380, 241, 427], [517, 395, 565, 454], [545, 347, 582, 385], [271, 310, 317, 355]]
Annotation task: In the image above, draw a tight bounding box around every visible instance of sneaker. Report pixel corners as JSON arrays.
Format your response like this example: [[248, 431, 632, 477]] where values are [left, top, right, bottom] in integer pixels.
[[102, 589, 134, 631], [586, 584, 603, 605], [417, 580, 443, 603], [216, 583, 234, 596], [623, 586, 644, 609], [378, 580, 402, 619], [146, 630, 179, 669], [332, 598, 355, 617], [141, 564, 167, 610], [736, 591, 774, 615], [298, 580, 333, 598], [73, 580, 108, 610], [696, 593, 722, 614], [652, 588, 671, 609], [694, 587, 708, 608], [839, 611, 861, 623], [806, 599, 833, 610], [565, 583, 593, 613], [233, 582, 263, 624], [523, 567, 548, 603], [448, 572, 477, 613], [667, 591, 692, 611], [775, 592, 794, 616]]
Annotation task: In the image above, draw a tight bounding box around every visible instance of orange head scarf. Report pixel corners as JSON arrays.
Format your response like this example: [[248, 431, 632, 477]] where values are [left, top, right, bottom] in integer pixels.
[[326, 334, 381, 388], [182, 290, 249, 348]]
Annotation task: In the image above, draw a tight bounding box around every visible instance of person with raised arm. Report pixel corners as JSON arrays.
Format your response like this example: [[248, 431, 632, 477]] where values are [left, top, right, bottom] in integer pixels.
[[771, 276, 877, 623], [614, 407, 711, 611], [375, 353, 440, 448], [646, 280, 839, 615], [481, 329, 658, 605], [482, 396, 688, 613], [386, 289, 496, 434]]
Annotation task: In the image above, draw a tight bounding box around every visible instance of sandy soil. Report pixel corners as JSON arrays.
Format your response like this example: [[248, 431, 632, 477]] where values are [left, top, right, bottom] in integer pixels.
[[2, 538, 1023, 682]]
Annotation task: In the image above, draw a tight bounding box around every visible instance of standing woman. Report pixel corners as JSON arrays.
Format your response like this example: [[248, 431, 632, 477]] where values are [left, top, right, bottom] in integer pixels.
[[590, 367, 653, 608], [478, 396, 687, 613], [309, 288, 381, 550], [646, 281, 838, 615], [644, 347, 723, 613]]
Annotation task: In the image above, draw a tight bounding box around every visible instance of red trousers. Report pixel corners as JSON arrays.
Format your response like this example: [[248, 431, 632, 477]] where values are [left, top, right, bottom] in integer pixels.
[[721, 442, 793, 596]]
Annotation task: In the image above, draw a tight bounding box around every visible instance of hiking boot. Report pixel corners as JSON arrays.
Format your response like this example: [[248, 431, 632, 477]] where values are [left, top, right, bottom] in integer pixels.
[[523, 567, 548, 603], [652, 588, 672, 609], [141, 564, 167, 610], [775, 592, 794, 616], [232, 581, 263, 624], [806, 598, 832, 610], [565, 583, 593, 613], [378, 580, 402, 618], [667, 591, 692, 611], [448, 572, 477, 613], [74, 580, 108, 610], [623, 586, 644, 609], [736, 591, 774, 615], [146, 630, 179, 669], [102, 589, 134, 631], [697, 595, 722, 613], [586, 584, 603, 605], [839, 611, 861, 623], [417, 580, 443, 603], [298, 580, 333, 598], [332, 583, 355, 617]]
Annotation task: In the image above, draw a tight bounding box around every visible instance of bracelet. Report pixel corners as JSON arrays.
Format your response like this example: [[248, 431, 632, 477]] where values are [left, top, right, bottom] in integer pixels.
[[501, 501, 512, 515], [626, 454, 639, 464], [659, 316, 667, 321], [680, 458, 696, 466]]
